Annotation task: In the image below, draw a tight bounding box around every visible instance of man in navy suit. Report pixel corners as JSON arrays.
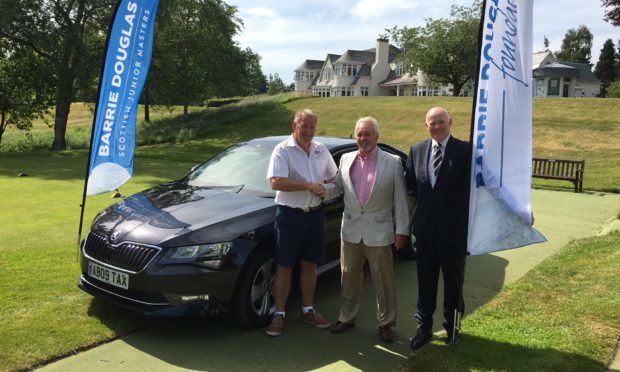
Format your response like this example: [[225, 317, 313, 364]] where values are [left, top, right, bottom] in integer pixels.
[[405, 107, 471, 349]]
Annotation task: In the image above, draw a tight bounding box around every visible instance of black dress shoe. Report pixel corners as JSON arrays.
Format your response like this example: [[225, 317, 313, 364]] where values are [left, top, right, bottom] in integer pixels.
[[379, 325, 394, 343], [446, 329, 460, 345], [330, 321, 355, 334], [410, 330, 432, 350]]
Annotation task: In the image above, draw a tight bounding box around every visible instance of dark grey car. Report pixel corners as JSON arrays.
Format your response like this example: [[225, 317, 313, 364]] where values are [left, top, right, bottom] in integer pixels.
[[79, 136, 412, 327]]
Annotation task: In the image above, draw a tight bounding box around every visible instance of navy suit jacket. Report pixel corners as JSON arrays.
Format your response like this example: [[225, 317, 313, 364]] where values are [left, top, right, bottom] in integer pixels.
[[405, 136, 471, 250]]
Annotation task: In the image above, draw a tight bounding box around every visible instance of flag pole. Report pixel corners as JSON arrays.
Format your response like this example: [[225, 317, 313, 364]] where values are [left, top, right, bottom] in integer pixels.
[[77, 0, 124, 258], [450, 0, 489, 343]]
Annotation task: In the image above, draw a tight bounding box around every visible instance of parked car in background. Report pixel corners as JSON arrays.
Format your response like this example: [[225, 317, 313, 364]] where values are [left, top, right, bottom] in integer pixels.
[[79, 136, 414, 327]]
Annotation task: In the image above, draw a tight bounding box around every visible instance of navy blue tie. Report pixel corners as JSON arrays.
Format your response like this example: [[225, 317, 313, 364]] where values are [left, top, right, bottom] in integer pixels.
[[433, 143, 442, 178]]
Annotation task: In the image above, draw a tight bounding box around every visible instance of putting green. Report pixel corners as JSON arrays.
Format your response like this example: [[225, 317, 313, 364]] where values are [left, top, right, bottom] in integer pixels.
[[37, 189, 620, 372]]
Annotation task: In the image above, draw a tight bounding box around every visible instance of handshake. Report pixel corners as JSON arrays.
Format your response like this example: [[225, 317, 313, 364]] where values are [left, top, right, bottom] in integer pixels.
[[309, 182, 326, 199]]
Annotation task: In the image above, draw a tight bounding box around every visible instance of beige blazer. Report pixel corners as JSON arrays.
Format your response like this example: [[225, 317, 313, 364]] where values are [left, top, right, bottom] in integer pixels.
[[326, 148, 410, 246]]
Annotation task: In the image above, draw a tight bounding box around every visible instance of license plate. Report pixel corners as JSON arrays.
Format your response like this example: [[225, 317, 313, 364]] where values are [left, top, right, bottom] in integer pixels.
[[88, 261, 129, 289]]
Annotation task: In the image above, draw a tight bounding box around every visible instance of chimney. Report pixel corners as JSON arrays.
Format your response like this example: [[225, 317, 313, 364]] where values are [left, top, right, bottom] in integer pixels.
[[370, 38, 390, 95], [373, 38, 389, 70]]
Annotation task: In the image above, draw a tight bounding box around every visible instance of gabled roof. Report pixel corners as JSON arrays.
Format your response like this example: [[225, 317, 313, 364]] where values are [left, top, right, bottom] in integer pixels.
[[327, 54, 341, 64], [532, 50, 554, 69], [363, 44, 402, 63], [295, 60, 324, 71], [533, 61, 600, 83], [532, 63, 579, 78], [334, 50, 375, 64], [378, 71, 416, 86], [531, 51, 600, 83], [310, 73, 320, 85], [351, 65, 371, 85], [557, 61, 600, 83]]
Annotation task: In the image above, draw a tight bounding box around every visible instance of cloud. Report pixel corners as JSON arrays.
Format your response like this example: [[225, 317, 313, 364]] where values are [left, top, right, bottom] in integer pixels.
[[243, 6, 279, 19], [350, 0, 419, 21]]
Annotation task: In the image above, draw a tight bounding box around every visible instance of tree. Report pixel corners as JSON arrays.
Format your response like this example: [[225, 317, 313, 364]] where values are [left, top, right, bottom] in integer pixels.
[[594, 39, 618, 96], [237, 48, 268, 96], [0, 0, 116, 150], [0, 45, 54, 145], [556, 25, 593, 65], [607, 80, 620, 97], [147, 0, 244, 115], [266, 73, 286, 95], [602, 0, 620, 26], [387, 1, 481, 97]]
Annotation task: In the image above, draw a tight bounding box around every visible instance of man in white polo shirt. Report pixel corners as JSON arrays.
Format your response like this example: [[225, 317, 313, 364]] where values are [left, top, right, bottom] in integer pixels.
[[265, 108, 338, 337]]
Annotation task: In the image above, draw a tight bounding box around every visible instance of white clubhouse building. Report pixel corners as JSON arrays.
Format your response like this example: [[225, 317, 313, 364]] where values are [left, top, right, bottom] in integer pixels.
[[294, 39, 600, 98]]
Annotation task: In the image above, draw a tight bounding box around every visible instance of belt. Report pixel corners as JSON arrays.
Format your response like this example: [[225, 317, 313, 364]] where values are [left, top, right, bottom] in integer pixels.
[[282, 204, 323, 213]]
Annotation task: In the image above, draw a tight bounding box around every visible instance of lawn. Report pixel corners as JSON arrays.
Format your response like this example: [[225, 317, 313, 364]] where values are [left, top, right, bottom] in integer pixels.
[[398, 231, 620, 371], [0, 94, 619, 370], [0, 152, 193, 371], [2, 95, 619, 191]]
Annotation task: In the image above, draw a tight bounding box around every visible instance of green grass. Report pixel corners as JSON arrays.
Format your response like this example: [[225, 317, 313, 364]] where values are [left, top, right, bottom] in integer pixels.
[[398, 231, 620, 371], [0, 152, 193, 371], [3, 95, 618, 191], [0, 103, 206, 152]]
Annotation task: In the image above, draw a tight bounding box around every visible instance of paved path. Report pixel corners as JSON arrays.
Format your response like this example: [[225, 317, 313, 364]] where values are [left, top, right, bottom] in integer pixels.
[[38, 189, 620, 372]]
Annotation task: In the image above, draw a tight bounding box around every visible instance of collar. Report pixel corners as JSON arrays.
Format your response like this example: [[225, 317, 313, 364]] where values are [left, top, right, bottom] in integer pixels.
[[432, 135, 451, 149], [357, 146, 378, 160], [284, 135, 316, 153]]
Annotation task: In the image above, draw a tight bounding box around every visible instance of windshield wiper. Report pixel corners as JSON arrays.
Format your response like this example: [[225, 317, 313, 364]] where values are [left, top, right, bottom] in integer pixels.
[[224, 184, 244, 193]]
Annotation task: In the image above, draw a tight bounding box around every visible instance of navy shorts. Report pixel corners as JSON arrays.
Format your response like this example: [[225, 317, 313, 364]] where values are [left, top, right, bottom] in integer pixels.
[[274, 205, 326, 267]]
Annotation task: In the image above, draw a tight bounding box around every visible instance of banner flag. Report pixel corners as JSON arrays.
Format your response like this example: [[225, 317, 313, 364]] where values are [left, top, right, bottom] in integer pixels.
[[467, 0, 546, 255], [87, 0, 160, 195]]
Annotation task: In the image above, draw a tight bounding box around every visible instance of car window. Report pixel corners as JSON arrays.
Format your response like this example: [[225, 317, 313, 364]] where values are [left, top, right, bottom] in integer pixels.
[[186, 144, 274, 194]]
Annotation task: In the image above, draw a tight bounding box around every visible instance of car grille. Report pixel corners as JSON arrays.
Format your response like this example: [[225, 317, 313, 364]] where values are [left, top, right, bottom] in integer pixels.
[[84, 232, 160, 272]]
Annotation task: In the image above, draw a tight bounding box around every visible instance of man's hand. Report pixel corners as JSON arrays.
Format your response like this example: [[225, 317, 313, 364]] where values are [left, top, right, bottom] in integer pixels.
[[311, 183, 326, 198], [394, 234, 407, 250]]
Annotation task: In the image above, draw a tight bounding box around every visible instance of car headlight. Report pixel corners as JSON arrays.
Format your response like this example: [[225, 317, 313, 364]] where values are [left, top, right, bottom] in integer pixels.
[[160, 242, 232, 269]]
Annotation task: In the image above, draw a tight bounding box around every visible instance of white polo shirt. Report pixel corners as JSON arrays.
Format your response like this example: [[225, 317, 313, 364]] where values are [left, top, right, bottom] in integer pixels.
[[267, 135, 338, 209]]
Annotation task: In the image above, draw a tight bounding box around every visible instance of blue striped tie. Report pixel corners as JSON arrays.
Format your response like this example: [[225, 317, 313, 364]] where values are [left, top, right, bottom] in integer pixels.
[[433, 143, 442, 178]]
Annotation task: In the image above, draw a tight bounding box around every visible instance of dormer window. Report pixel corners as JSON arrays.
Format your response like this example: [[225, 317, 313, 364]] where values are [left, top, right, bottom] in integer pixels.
[[395, 62, 404, 77], [335, 64, 357, 77]]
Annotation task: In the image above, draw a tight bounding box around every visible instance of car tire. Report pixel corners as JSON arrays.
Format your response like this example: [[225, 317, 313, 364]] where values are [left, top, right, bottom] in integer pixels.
[[396, 233, 417, 260], [234, 248, 276, 327]]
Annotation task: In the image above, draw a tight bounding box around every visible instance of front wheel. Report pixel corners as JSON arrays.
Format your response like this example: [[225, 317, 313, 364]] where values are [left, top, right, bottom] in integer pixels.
[[234, 248, 276, 327]]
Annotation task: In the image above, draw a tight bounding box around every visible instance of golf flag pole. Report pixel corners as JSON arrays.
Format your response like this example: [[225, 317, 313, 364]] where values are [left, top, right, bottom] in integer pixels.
[[467, 0, 546, 256], [77, 0, 160, 248]]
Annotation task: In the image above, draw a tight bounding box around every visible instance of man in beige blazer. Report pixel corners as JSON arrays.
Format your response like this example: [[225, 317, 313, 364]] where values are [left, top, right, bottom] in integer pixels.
[[325, 116, 410, 343]]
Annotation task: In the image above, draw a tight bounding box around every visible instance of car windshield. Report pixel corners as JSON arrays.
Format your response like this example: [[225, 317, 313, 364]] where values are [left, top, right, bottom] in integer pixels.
[[185, 143, 274, 195]]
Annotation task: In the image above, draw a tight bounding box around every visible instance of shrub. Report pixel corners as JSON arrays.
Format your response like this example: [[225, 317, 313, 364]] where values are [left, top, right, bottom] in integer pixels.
[[607, 80, 620, 98]]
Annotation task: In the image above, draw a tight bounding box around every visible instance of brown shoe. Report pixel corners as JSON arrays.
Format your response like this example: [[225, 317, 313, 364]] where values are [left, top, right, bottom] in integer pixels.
[[331, 321, 355, 334], [379, 325, 394, 343], [266, 314, 285, 336], [300, 309, 332, 329]]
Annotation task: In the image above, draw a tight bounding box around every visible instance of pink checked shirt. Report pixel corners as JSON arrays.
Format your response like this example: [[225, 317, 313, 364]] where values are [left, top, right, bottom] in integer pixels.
[[350, 147, 378, 208]]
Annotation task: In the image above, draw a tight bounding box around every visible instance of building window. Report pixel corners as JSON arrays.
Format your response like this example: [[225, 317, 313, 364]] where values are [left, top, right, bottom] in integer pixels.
[[535, 79, 545, 96], [547, 78, 560, 96], [334, 64, 358, 77], [395, 62, 404, 76], [360, 87, 369, 96]]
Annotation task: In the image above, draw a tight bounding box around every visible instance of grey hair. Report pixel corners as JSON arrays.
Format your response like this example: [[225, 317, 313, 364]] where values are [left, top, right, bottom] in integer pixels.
[[355, 116, 380, 134], [294, 108, 317, 124]]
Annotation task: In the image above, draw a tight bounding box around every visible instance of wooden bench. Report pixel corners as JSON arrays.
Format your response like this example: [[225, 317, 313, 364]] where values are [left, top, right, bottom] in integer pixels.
[[532, 157, 585, 192]]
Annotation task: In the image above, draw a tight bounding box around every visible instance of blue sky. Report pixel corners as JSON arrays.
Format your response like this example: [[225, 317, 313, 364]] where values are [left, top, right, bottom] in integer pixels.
[[225, 0, 618, 84]]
